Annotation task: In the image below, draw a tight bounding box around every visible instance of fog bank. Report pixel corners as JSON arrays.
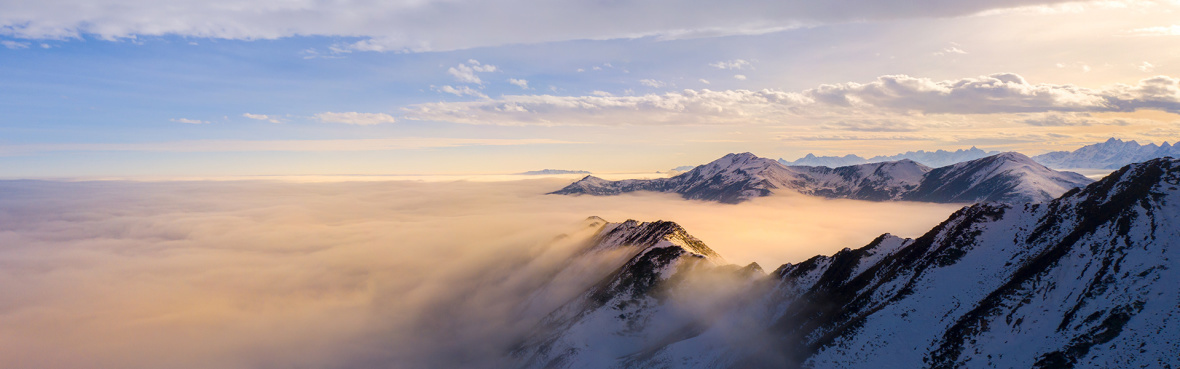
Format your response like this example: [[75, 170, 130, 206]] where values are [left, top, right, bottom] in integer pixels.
[[0, 179, 960, 368]]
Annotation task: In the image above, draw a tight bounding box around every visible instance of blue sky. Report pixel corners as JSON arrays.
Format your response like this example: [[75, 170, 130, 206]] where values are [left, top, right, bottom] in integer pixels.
[[1, 0, 1179, 177]]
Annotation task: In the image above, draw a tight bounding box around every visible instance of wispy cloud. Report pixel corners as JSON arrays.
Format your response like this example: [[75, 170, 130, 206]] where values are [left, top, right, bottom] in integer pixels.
[[314, 112, 397, 125], [401, 73, 1180, 126], [709, 59, 752, 70], [508, 78, 530, 89], [1124, 24, 1180, 36], [448, 59, 497, 84], [243, 113, 282, 123], [1, 137, 578, 154], [0, 0, 1075, 52], [1, 40, 29, 49], [171, 118, 209, 124], [435, 85, 489, 98], [639, 79, 665, 88]]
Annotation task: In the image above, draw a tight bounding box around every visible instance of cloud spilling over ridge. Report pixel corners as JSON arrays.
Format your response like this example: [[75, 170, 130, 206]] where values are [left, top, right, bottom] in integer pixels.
[[0, 179, 960, 368], [0, 0, 1072, 51], [402, 74, 1180, 125]]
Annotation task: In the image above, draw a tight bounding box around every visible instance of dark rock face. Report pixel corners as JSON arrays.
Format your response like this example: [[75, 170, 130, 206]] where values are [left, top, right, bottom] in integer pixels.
[[519, 158, 1180, 369], [552, 152, 1093, 204]]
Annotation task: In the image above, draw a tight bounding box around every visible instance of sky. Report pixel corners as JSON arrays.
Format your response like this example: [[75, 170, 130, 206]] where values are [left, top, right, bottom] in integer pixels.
[[1, 0, 1179, 177]]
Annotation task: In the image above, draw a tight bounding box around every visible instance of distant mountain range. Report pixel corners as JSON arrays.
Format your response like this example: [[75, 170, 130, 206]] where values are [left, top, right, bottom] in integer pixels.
[[515, 158, 1180, 368], [780, 147, 999, 168], [1032, 138, 1180, 169], [553, 152, 1092, 204], [518, 169, 592, 175]]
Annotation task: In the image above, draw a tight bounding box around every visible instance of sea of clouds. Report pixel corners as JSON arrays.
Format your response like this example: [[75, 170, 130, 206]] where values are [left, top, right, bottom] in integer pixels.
[[0, 178, 960, 368]]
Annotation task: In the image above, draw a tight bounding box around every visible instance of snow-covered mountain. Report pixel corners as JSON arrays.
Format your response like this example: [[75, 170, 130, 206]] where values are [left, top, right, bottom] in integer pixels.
[[1033, 137, 1180, 169], [517, 157, 1180, 368], [781, 147, 999, 168], [553, 152, 1092, 204]]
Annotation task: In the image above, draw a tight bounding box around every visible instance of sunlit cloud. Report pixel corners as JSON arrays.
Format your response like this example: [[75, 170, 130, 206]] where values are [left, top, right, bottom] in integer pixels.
[[0, 178, 961, 368], [0, 138, 578, 154], [0, 0, 1076, 52], [170, 118, 209, 124], [242, 113, 282, 123], [314, 112, 397, 125], [710, 59, 752, 70], [401, 73, 1180, 126]]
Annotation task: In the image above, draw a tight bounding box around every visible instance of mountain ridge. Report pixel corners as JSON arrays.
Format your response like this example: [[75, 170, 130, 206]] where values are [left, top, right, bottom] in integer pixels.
[[553, 152, 1092, 204], [517, 157, 1180, 369]]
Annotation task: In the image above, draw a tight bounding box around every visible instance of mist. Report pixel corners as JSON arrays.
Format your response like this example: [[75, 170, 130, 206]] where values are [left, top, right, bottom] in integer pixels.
[[0, 179, 961, 368]]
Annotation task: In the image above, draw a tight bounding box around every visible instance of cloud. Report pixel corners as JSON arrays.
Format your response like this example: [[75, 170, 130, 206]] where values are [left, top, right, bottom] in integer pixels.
[[402, 89, 815, 126], [733, 74, 748, 80], [242, 113, 282, 123], [314, 112, 397, 125], [508, 78, 529, 89], [933, 46, 967, 55], [1, 40, 29, 49], [0, 0, 1075, 52], [1018, 113, 1132, 127], [699, 79, 711, 84], [0, 137, 577, 155], [401, 73, 1180, 126], [1138, 62, 1155, 72], [447, 60, 497, 84], [640, 79, 666, 88], [171, 118, 208, 124], [806, 73, 1180, 114], [1125, 24, 1180, 36], [821, 119, 925, 132], [0, 178, 961, 368], [435, 85, 489, 98], [710, 59, 752, 70]]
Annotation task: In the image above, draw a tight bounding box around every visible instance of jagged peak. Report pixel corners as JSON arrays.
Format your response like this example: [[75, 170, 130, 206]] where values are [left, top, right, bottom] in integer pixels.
[[593, 218, 724, 262]]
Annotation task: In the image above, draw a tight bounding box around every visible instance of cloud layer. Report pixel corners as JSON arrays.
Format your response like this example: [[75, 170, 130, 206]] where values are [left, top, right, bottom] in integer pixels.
[[0, 179, 960, 368], [402, 74, 1180, 126], [0, 0, 1072, 51]]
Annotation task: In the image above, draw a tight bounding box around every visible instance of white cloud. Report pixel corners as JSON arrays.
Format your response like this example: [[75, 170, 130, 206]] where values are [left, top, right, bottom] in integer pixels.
[[401, 73, 1180, 126], [171, 118, 208, 124], [242, 113, 282, 123], [709, 59, 752, 70], [0, 0, 1074, 52], [2, 137, 575, 154], [508, 78, 529, 89], [933, 46, 967, 55], [591, 90, 613, 97], [1, 40, 29, 49], [435, 85, 489, 98], [699, 79, 711, 84], [447, 60, 497, 84], [1125, 24, 1180, 36], [314, 112, 397, 125], [1139, 62, 1155, 72], [733, 74, 747, 80], [639, 79, 665, 88]]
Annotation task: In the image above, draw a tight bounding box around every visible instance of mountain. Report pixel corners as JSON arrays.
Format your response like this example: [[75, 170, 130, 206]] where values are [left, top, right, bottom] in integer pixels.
[[517, 157, 1180, 368], [1033, 137, 1180, 169], [553, 152, 1092, 204], [902, 152, 1094, 203], [781, 147, 999, 168], [518, 169, 592, 175]]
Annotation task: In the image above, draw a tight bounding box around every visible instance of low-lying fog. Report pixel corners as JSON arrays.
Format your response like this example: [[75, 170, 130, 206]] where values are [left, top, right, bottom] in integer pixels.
[[0, 179, 961, 368]]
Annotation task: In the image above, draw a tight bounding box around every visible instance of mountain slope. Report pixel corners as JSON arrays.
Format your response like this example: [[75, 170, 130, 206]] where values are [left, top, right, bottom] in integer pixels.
[[781, 147, 998, 168], [1033, 137, 1180, 169], [521, 158, 1180, 369], [554, 152, 1092, 204], [903, 151, 1094, 203]]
